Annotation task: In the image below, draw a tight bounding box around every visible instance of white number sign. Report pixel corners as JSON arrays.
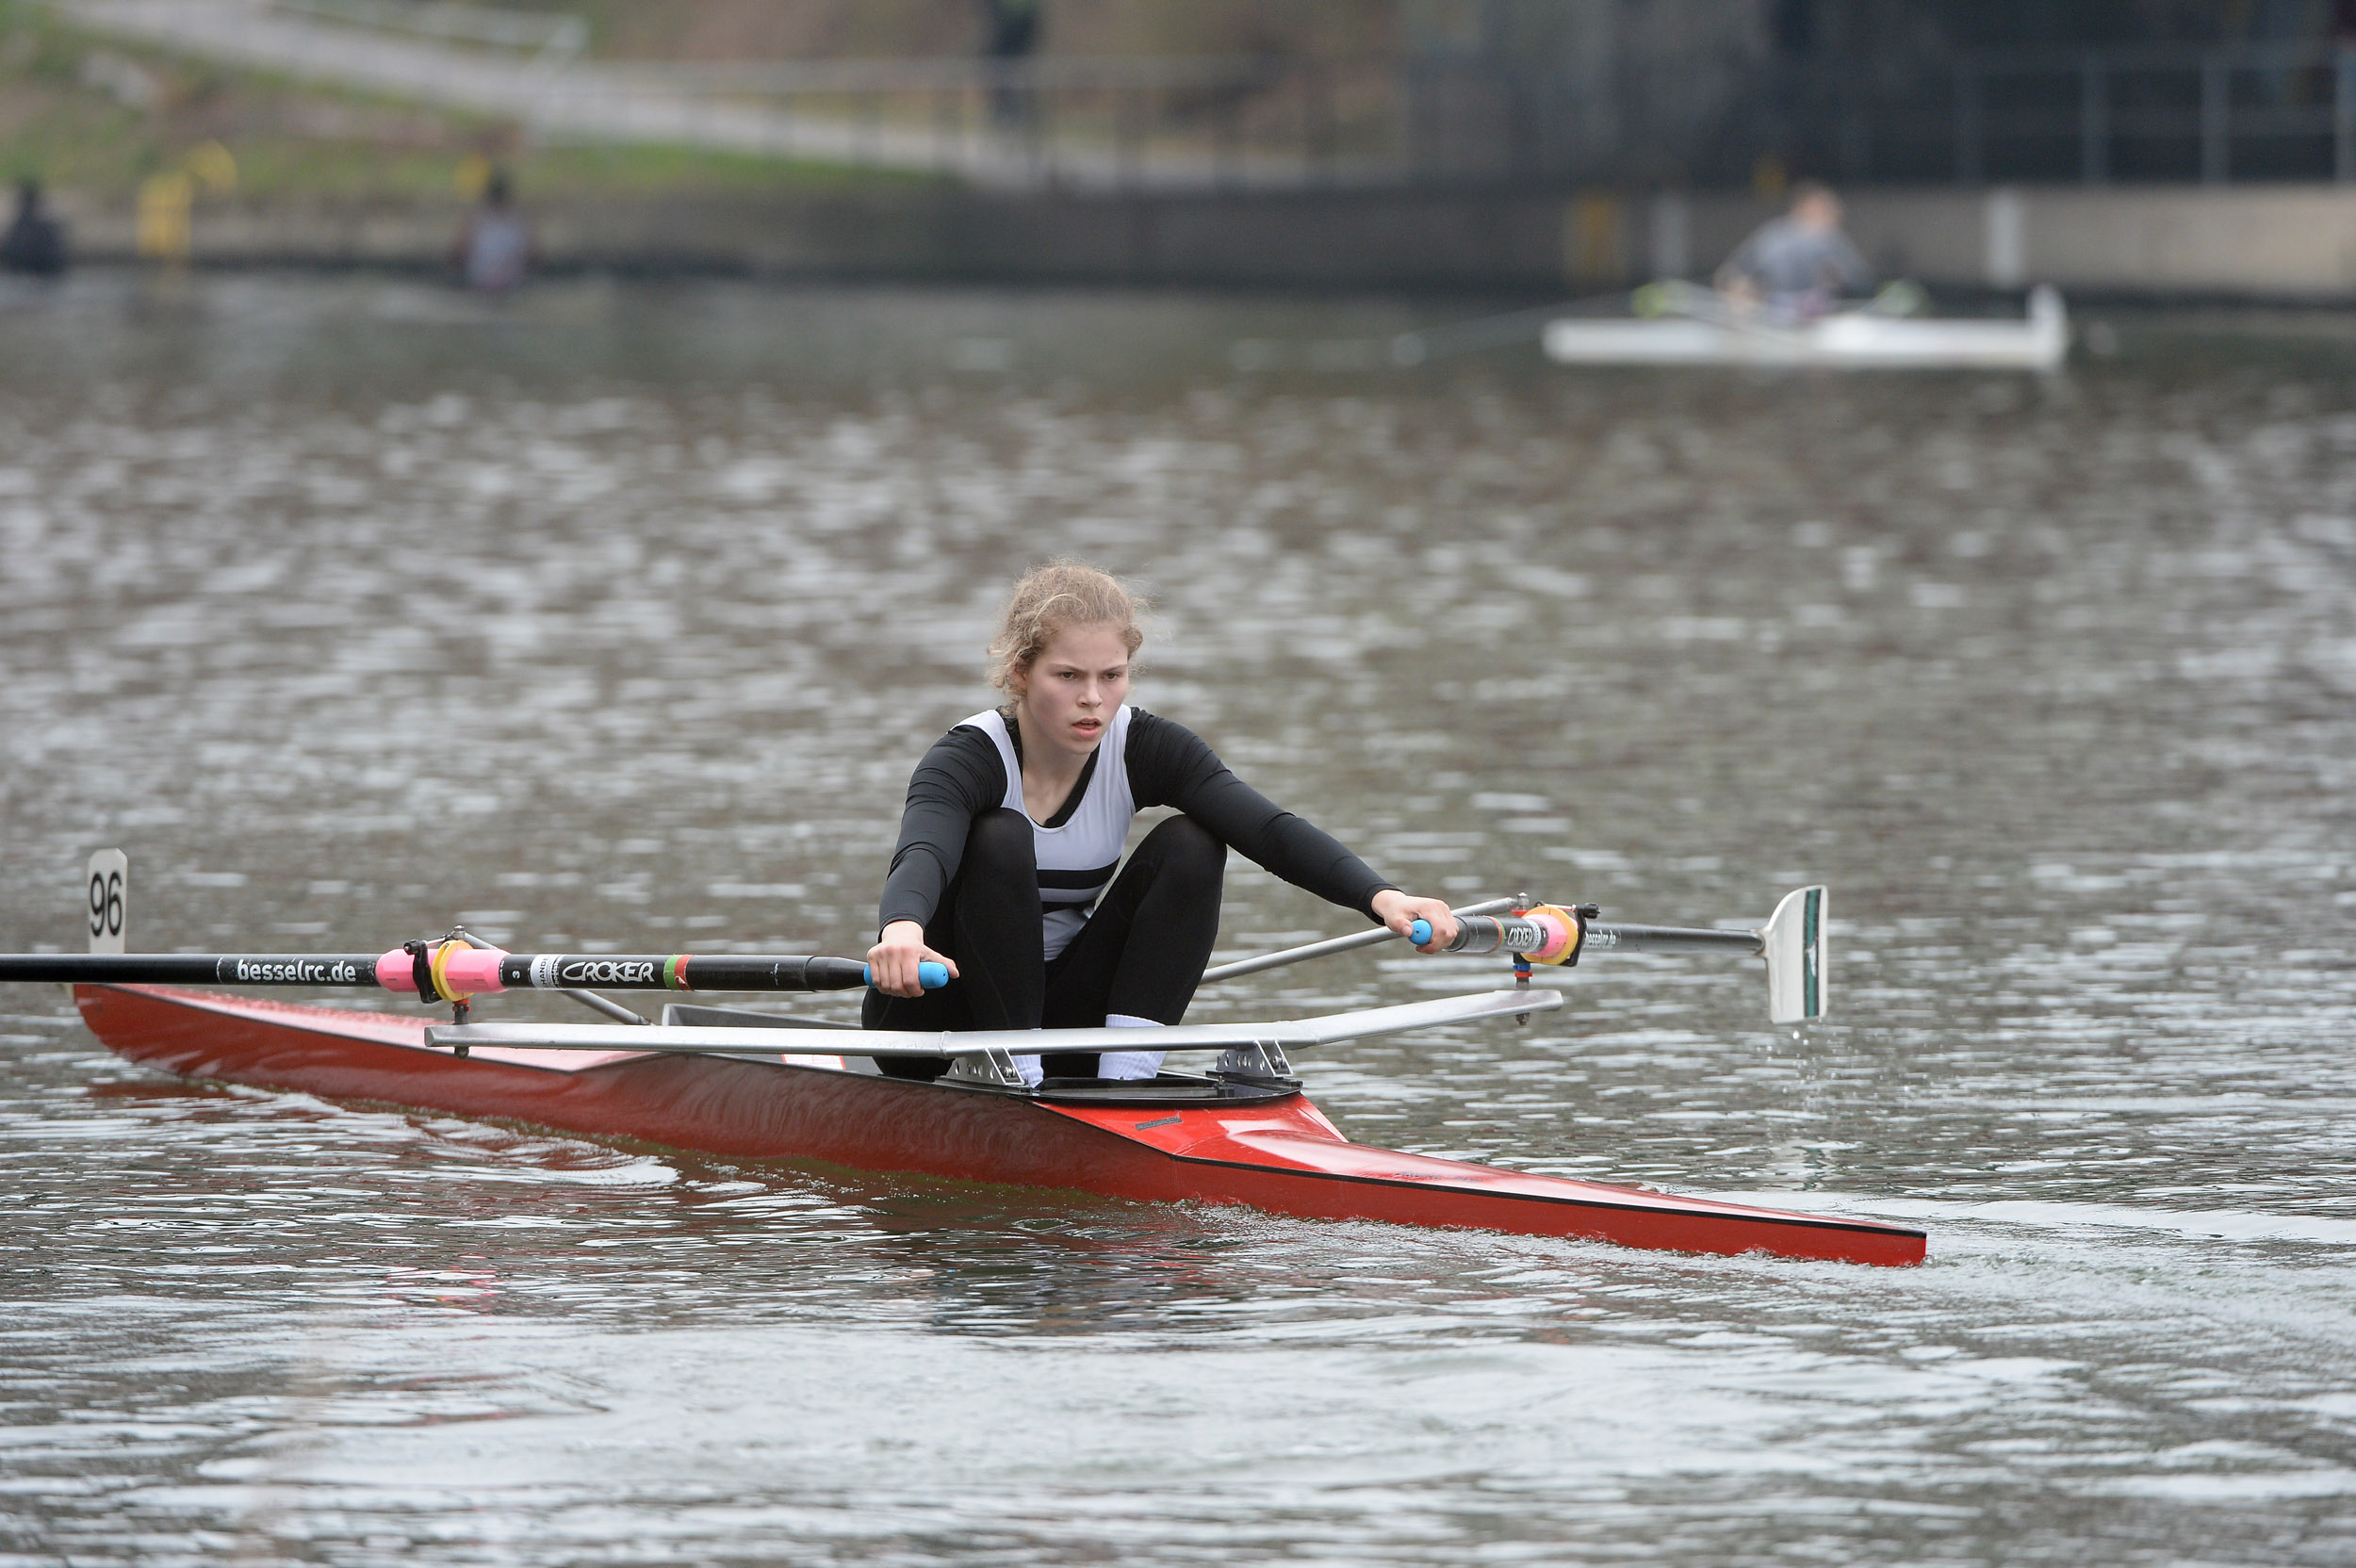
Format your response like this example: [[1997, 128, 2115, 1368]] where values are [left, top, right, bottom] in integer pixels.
[[87, 849, 126, 954]]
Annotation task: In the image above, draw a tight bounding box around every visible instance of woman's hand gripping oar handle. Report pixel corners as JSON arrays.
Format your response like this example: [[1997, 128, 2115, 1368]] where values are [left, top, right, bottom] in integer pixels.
[[1409, 906, 1587, 966], [866, 961, 950, 991]]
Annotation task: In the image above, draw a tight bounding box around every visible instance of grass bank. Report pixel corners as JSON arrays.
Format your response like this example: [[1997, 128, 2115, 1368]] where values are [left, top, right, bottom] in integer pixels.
[[0, 0, 936, 203]]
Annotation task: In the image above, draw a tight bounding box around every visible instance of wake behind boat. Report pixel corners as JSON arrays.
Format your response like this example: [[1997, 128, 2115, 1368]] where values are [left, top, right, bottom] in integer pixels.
[[1543, 283, 2070, 370], [13, 853, 1923, 1266]]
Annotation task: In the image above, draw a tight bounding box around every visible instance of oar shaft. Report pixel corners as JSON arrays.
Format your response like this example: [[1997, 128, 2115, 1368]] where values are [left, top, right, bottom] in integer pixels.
[[0, 951, 931, 994], [1198, 898, 1519, 983], [1198, 902, 1769, 983], [1582, 923, 1761, 956], [0, 955, 384, 986], [461, 954, 876, 994]]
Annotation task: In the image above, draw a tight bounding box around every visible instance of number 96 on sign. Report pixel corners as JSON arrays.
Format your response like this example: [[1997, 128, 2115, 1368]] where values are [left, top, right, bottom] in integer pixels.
[[87, 849, 126, 955]]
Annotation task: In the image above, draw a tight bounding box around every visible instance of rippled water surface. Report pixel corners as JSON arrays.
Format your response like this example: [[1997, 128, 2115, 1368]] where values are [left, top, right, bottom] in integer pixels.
[[2, 272, 2353, 1565]]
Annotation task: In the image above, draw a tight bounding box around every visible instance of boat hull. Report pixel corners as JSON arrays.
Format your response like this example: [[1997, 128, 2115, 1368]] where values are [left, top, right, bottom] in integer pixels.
[[1543, 289, 2069, 370], [73, 984, 1925, 1266]]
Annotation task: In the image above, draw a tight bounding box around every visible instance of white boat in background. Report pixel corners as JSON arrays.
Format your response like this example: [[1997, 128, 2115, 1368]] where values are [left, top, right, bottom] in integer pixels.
[[1542, 285, 2070, 370]]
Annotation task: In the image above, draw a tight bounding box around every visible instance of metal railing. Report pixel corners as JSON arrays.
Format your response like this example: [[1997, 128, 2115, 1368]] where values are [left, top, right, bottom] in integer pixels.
[[1763, 40, 2356, 188]]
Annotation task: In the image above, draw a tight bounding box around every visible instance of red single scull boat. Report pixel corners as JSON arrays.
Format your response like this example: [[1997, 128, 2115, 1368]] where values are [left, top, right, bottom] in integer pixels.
[[70, 979, 1925, 1266], [23, 855, 1920, 1265]]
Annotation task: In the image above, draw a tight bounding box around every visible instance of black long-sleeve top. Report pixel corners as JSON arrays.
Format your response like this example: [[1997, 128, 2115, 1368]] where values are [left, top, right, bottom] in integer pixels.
[[878, 709, 1396, 935]]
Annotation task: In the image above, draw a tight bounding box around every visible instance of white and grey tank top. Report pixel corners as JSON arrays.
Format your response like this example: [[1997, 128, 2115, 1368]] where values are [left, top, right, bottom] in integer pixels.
[[962, 705, 1137, 960]]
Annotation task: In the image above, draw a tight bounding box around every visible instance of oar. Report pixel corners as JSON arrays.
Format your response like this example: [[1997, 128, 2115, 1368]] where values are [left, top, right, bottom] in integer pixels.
[[1414, 914, 1764, 957], [1198, 897, 1520, 983], [35, 850, 944, 1009], [1209, 887, 1828, 1025], [0, 948, 948, 998], [1389, 289, 1646, 365], [1630, 279, 1824, 341], [443, 924, 646, 1025]]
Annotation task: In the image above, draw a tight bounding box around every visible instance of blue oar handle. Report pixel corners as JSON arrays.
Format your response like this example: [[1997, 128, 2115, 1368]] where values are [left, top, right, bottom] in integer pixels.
[[1409, 917, 1495, 953], [861, 960, 950, 990]]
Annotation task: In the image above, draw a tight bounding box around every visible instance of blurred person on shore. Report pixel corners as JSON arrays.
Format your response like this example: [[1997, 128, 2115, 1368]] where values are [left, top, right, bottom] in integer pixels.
[[980, 0, 1040, 125], [1714, 180, 1869, 318], [1, 179, 68, 278], [451, 169, 531, 295]]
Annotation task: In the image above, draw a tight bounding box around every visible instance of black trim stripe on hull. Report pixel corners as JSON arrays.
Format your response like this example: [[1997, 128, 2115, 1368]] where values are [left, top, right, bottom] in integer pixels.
[[1149, 1147, 1925, 1243]]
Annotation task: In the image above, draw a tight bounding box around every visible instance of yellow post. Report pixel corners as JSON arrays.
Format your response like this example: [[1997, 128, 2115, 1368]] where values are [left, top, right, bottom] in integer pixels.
[[135, 171, 194, 262], [135, 144, 237, 265], [454, 150, 491, 201], [1562, 191, 1624, 286]]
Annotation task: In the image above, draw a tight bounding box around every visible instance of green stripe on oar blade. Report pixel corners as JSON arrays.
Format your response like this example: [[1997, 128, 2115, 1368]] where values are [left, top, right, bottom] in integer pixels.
[[1803, 888, 1822, 1019]]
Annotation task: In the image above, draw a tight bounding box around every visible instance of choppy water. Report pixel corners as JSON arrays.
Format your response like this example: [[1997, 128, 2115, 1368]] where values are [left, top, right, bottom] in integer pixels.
[[1, 270, 2352, 1565]]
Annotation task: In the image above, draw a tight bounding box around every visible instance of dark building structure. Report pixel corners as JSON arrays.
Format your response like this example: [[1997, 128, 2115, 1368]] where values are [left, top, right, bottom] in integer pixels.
[[1400, 0, 2356, 188]]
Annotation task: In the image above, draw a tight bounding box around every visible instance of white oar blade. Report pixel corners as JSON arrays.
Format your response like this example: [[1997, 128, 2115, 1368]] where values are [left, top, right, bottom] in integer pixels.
[[1760, 885, 1827, 1024], [428, 988, 1562, 1059]]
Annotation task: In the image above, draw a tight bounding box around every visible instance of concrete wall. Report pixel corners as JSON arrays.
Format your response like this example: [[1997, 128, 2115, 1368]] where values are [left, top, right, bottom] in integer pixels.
[[2007, 187, 2356, 298], [1661, 186, 2356, 299], [41, 187, 1576, 289], [38, 182, 2356, 300]]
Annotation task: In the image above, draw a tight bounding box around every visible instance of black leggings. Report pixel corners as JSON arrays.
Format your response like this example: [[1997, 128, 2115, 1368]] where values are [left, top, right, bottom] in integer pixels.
[[862, 809, 1225, 1081]]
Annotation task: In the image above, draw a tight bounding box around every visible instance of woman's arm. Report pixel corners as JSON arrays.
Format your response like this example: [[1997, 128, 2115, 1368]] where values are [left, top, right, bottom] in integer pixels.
[[1825, 232, 1873, 293], [1714, 222, 1766, 294], [869, 727, 1003, 995], [1126, 710, 1459, 948]]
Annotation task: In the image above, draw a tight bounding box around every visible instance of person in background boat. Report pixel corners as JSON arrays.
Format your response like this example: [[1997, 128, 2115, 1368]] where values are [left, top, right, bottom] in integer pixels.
[[0, 179, 68, 278], [866, 561, 1460, 1085], [451, 169, 531, 296], [1714, 181, 1870, 318]]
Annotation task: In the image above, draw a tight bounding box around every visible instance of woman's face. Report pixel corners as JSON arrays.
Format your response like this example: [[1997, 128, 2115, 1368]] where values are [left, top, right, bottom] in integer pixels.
[[1013, 622, 1132, 761]]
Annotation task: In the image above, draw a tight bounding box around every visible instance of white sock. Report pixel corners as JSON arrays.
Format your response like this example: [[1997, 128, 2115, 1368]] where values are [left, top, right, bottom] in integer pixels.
[[1098, 1013, 1165, 1081], [1013, 1027, 1044, 1088]]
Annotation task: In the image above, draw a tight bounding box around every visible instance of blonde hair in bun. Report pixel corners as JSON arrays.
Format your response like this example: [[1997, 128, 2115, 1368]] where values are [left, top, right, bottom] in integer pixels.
[[988, 560, 1146, 693]]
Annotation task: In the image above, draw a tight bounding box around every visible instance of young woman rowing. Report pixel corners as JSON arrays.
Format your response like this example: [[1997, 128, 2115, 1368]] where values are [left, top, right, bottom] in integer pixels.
[[865, 562, 1461, 1083]]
